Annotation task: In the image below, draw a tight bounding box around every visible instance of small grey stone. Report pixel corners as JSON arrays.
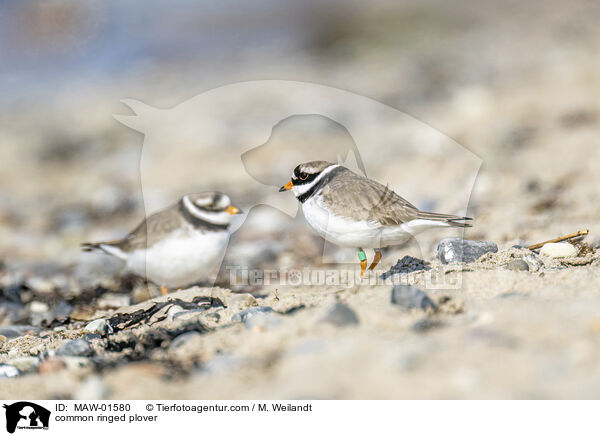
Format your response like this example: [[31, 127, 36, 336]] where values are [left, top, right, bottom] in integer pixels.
[[83, 334, 102, 341], [53, 301, 74, 320], [505, 259, 530, 271], [391, 285, 438, 311], [0, 364, 19, 378], [244, 312, 281, 330], [84, 319, 107, 334], [231, 306, 274, 323], [169, 331, 203, 349], [411, 318, 444, 332], [321, 302, 359, 327], [56, 339, 93, 357], [436, 237, 498, 264], [523, 254, 543, 272], [0, 325, 40, 339], [591, 236, 600, 250]]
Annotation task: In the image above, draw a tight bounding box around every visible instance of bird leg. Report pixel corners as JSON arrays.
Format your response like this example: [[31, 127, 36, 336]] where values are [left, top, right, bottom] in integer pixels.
[[358, 248, 368, 278], [369, 250, 382, 271], [160, 286, 169, 296]]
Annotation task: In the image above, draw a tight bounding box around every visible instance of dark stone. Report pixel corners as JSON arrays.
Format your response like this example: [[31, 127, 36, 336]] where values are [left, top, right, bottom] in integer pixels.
[[321, 302, 359, 327], [82, 334, 102, 341], [436, 237, 498, 264], [56, 339, 93, 357], [411, 318, 444, 332], [2, 282, 27, 303], [53, 301, 74, 320], [391, 285, 437, 311], [0, 302, 29, 324], [505, 259, 529, 271], [380, 256, 431, 279]]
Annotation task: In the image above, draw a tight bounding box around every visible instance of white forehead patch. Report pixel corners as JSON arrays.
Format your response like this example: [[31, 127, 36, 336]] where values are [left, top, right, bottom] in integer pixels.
[[193, 196, 213, 207], [215, 194, 231, 209]]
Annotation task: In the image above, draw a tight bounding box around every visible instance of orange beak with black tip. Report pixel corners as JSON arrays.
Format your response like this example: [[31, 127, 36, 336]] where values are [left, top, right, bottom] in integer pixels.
[[225, 205, 242, 215], [279, 180, 294, 192]]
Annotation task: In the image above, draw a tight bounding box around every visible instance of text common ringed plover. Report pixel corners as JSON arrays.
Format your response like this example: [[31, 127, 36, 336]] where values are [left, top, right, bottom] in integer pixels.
[[280, 161, 472, 277], [82, 192, 242, 292]]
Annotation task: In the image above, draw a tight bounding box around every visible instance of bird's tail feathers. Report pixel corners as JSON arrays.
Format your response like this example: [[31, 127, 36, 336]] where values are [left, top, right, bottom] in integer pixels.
[[415, 211, 473, 228]]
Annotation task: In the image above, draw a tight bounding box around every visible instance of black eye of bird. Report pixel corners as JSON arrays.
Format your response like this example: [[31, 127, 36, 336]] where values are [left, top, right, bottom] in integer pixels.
[[299, 172, 309, 180]]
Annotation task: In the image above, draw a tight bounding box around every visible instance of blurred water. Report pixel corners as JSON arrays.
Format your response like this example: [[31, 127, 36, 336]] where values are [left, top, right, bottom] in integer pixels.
[[0, 0, 327, 105]]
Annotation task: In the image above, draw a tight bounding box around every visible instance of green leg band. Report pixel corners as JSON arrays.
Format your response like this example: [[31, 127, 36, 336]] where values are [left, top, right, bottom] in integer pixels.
[[358, 250, 367, 261]]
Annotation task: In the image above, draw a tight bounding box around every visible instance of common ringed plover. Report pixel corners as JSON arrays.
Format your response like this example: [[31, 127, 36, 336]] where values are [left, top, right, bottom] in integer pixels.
[[279, 161, 471, 277], [82, 192, 242, 291]]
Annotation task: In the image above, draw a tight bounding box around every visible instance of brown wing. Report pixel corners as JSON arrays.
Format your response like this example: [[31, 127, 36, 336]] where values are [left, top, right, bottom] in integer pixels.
[[319, 169, 421, 226], [86, 207, 187, 252], [319, 168, 472, 227]]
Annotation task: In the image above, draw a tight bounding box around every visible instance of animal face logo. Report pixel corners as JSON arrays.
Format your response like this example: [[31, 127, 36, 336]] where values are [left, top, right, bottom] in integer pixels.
[[3, 402, 51, 433], [114, 80, 481, 286]]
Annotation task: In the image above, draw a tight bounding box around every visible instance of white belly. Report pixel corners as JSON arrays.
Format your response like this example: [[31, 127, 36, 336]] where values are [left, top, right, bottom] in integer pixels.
[[126, 228, 229, 288], [302, 196, 449, 249]]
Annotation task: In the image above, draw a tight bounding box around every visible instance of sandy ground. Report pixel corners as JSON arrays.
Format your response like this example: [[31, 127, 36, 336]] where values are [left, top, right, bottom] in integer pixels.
[[1, 0, 599, 399]]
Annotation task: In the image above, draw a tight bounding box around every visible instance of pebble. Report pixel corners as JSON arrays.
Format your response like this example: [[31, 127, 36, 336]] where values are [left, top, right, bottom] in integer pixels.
[[591, 237, 600, 250], [166, 305, 185, 322], [74, 376, 108, 400], [412, 318, 444, 332], [84, 319, 107, 335], [436, 238, 498, 264], [381, 256, 431, 279], [0, 325, 40, 339], [56, 339, 93, 357], [391, 285, 438, 311], [53, 301, 74, 319], [540, 242, 578, 258], [0, 364, 19, 378], [232, 306, 274, 323], [522, 254, 543, 272], [29, 301, 50, 313], [7, 357, 39, 372], [505, 259, 530, 271], [244, 312, 281, 330], [169, 331, 203, 349], [321, 302, 359, 327]]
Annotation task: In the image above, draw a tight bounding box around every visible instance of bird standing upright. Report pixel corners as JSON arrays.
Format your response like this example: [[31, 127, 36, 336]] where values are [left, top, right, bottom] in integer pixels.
[[279, 161, 471, 277]]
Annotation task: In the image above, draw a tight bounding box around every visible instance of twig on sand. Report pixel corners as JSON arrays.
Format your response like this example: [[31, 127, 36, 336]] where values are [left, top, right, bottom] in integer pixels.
[[527, 229, 589, 250]]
